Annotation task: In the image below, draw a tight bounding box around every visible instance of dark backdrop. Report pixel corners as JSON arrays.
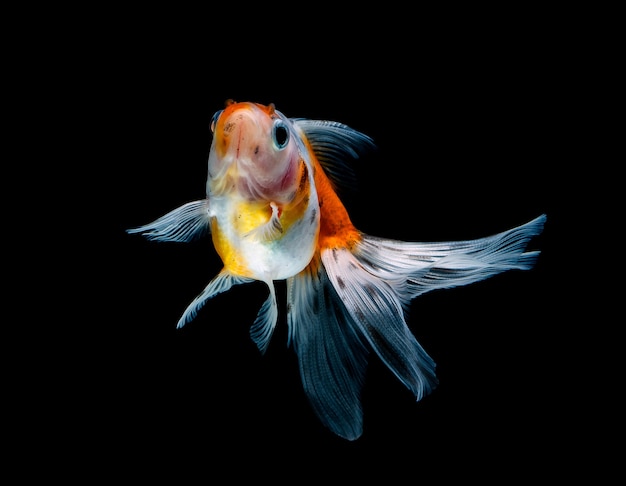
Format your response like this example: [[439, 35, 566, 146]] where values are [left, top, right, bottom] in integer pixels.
[[24, 9, 588, 483]]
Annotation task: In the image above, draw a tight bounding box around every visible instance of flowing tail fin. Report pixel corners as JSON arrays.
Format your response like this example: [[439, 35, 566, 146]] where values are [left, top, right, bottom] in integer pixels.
[[287, 255, 373, 441], [353, 214, 546, 307], [287, 214, 545, 440]]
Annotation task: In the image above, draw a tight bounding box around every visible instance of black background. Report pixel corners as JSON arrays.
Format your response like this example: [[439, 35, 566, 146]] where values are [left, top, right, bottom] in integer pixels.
[[18, 7, 601, 483]]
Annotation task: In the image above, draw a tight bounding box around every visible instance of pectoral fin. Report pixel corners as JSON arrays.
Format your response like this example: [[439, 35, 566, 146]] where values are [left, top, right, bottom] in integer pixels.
[[243, 202, 283, 242], [127, 199, 211, 242]]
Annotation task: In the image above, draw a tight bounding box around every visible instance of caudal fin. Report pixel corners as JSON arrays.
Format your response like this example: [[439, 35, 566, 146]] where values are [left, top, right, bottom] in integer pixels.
[[353, 214, 546, 307], [287, 247, 439, 440], [287, 214, 545, 440], [286, 255, 373, 441]]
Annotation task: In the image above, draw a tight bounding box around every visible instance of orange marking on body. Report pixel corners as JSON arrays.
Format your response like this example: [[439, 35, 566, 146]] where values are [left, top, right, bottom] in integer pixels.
[[310, 152, 362, 251], [280, 161, 311, 230]]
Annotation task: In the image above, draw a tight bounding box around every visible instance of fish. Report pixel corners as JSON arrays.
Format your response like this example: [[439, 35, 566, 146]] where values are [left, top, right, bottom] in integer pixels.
[[127, 99, 546, 440]]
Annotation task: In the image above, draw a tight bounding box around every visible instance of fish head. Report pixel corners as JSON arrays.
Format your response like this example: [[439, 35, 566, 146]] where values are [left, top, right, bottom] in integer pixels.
[[207, 100, 302, 201]]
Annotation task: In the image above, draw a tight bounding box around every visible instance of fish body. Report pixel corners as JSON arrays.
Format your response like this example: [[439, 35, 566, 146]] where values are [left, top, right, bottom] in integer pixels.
[[206, 102, 320, 282], [128, 100, 546, 440]]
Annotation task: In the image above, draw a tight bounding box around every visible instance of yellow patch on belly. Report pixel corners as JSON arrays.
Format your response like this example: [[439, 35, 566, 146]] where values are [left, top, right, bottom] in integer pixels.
[[210, 215, 255, 278], [232, 200, 272, 235]]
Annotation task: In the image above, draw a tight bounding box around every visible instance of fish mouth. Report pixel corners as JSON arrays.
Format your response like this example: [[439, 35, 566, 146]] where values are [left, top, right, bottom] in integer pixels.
[[222, 110, 263, 160]]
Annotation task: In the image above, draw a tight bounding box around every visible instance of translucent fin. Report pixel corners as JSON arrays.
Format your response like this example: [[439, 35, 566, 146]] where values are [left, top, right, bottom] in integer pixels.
[[354, 214, 546, 308], [249, 282, 279, 354], [126, 199, 211, 242], [321, 248, 439, 402], [177, 270, 253, 329], [287, 255, 370, 440], [293, 119, 376, 193], [243, 202, 283, 242]]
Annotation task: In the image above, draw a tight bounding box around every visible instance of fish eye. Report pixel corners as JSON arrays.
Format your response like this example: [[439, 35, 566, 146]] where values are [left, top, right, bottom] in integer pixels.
[[272, 120, 290, 150], [210, 110, 223, 133]]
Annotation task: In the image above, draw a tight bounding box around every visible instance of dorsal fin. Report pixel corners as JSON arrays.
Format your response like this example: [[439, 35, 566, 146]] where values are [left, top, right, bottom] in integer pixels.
[[293, 119, 376, 194]]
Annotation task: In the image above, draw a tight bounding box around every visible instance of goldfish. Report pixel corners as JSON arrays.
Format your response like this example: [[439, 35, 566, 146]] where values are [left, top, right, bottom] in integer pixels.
[[127, 99, 546, 440]]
